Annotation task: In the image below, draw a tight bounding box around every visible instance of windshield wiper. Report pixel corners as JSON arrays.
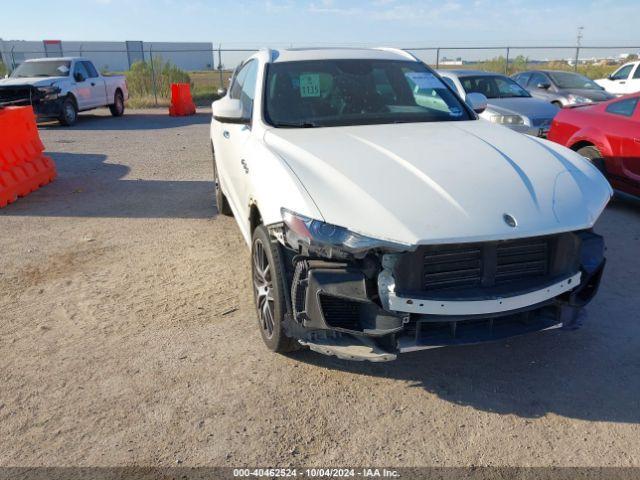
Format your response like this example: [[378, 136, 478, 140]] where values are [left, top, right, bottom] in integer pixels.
[[273, 121, 321, 128]]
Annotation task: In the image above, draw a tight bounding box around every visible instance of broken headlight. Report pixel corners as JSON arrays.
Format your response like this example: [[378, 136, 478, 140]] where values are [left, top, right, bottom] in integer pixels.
[[38, 86, 61, 101], [281, 208, 407, 258]]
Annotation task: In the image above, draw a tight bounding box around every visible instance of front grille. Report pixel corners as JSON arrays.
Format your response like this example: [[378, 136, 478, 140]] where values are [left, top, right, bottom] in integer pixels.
[[421, 237, 551, 292], [0, 86, 41, 106], [319, 294, 361, 331], [424, 246, 482, 289], [496, 239, 548, 283]]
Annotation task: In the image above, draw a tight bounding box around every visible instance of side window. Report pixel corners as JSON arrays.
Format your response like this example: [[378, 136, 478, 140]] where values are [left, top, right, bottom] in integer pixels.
[[239, 60, 258, 119], [514, 72, 531, 87], [528, 73, 548, 88], [605, 97, 639, 117], [611, 64, 633, 80], [73, 61, 90, 81], [229, 63, 250, 100], [82, 61, 99, 78], [634, 65, 640, 79]]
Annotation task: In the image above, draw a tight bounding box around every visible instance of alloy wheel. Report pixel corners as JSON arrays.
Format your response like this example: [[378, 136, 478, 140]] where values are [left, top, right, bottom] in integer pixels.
[[253, 239, 275, 337]]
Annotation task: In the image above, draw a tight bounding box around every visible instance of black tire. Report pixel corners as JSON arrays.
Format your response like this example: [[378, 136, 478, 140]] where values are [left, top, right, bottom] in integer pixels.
[[552, 101, 563, 108], [211, 143, 233, 216], [577, 145, 607, 176], [59, 96, 78, 126], [109, 90, 125, 117], [251, 225, 299, 353]]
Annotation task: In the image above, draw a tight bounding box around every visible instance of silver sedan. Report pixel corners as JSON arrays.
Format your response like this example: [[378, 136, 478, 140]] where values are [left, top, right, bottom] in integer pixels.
[[437, 69, 559, 137]]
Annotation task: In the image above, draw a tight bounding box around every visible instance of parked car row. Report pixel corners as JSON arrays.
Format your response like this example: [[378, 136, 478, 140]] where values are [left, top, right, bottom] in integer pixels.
[[434, 66, 639, 199]]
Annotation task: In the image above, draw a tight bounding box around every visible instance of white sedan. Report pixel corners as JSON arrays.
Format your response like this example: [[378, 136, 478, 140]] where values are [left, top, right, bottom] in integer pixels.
[[210, 48, 611, 361]]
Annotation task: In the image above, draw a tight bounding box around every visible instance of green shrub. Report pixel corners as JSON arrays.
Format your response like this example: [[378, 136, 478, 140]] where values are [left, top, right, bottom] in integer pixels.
[[125, 56, 191, 100], [0, 61, 7, 77]]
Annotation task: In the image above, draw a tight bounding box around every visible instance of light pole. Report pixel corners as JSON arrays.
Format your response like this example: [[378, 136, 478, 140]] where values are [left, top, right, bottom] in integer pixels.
[[574, 26, 584, 72]]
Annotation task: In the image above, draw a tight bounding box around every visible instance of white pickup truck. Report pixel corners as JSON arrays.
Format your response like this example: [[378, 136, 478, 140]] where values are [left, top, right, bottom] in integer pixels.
[[210, 48, 611, 361], [0, 57, 128, 125], [595, 61, 640, 96]]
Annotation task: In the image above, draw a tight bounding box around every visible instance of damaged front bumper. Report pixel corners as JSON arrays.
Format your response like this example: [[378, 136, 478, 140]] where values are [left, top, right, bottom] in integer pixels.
[[281, 230, 605, 361], [0, 85, 64, 118]]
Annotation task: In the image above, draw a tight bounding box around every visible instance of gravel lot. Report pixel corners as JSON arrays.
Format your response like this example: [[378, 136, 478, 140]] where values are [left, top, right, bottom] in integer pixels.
[[1, 108, 639, 470]]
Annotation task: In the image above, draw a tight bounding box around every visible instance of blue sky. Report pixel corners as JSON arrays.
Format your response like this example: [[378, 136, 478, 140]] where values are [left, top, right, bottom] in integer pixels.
[[2, 0, 639, 48]]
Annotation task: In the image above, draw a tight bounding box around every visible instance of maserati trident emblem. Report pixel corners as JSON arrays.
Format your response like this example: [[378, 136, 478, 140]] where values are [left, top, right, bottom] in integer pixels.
[[503, 213, 517, 228]]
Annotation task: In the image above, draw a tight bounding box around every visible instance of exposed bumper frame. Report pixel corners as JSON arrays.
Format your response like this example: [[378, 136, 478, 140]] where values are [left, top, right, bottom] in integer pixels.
[[387, 271, 582, 316]]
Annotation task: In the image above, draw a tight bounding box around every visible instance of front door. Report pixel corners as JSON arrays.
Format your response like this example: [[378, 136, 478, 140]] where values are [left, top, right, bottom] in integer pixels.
[[607, 64, 635, 95], [224, 59, 259, 228], [72, 61, 93, 109]]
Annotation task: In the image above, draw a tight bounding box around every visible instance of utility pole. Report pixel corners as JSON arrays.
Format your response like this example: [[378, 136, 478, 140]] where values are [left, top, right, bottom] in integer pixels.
[[574, 26, 584, 72]]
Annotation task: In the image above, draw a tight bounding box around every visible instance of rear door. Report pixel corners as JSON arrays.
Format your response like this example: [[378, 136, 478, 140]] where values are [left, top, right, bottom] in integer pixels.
[[82, 61, 108, 107]]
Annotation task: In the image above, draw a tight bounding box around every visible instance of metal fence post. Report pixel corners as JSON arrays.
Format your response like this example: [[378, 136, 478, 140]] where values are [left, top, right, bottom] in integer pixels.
[[218, 44, 223, 88], [574, 47, 580, 72], [149, 48, 158, 106], [436, 48, 440, 69], [505, 47, 510, 75], [11, 46, 15, 70]]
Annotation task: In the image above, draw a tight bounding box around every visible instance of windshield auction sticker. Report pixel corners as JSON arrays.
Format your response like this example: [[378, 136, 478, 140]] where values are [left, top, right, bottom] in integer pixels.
[[299, 73, 321, 97]]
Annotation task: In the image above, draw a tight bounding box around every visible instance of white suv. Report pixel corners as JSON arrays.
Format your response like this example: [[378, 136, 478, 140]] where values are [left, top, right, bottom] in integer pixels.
[[210, 48, 611, 361]]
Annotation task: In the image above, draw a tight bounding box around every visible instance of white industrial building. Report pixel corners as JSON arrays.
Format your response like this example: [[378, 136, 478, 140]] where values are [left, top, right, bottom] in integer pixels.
[[0, 39, 215, 72]]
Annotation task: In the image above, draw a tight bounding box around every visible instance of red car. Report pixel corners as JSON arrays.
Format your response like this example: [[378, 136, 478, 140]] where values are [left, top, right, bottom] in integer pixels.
[[547, 93, 640, 198]]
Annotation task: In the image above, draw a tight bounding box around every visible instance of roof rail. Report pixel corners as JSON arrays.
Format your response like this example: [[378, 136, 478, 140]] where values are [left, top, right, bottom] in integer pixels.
[[258, 47, 278, 62], [375, 47, 419, 62]]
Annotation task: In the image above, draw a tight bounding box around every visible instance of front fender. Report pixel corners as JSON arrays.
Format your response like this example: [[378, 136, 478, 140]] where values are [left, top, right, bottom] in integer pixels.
[[248, 141, 323, 228]]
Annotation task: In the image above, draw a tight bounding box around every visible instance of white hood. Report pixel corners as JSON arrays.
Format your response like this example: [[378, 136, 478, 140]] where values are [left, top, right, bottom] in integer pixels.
[[264, 121, 611, 245], [0, 77, 67, 87]]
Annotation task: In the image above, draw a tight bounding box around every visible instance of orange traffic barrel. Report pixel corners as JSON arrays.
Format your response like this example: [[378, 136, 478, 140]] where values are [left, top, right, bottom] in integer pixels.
[[169, 83, 196, 116]]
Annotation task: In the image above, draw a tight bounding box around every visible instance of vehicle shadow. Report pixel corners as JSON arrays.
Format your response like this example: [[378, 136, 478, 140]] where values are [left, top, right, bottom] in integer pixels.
[[38, 111, 211, 131], [0, 151, 217, 219], [292, 320, 640, 424]]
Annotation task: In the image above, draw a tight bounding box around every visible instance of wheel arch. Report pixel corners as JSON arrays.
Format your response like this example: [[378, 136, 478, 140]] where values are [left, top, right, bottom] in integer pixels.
[[570, 140, 596, 152], [249, 203, 263, 235]]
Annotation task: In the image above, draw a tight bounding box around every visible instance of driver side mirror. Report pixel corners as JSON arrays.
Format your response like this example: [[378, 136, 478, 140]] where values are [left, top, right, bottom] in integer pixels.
[[537, 82, 551, 90], [74, 72, 85, 82], [212, 97, 249, 124], [465, 92, 488, 114], [217, 87, 227, 97]]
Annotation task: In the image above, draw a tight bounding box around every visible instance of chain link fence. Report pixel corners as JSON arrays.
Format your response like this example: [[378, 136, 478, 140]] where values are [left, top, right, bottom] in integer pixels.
[[1, 44, 638, 107]]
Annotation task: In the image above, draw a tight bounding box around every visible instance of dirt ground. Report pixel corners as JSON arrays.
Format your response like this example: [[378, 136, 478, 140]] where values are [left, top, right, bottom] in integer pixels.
[[1, 109, 639, 469]]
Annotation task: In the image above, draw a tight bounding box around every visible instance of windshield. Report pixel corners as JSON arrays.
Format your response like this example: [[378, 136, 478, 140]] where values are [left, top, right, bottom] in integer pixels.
[[460, 75, 531, 99], [547, 71, 602, 90], [10, 60, 71, 78], [264, 59, 472, 128]]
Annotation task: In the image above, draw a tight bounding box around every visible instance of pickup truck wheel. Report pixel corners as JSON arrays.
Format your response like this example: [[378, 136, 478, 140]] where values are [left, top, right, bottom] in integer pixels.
[[577, 145, 607, 176], [59, 97, 77, 126], [252, 225, 300, 354], [211, 144, 233, 216], [109, 91, 125, 117]]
